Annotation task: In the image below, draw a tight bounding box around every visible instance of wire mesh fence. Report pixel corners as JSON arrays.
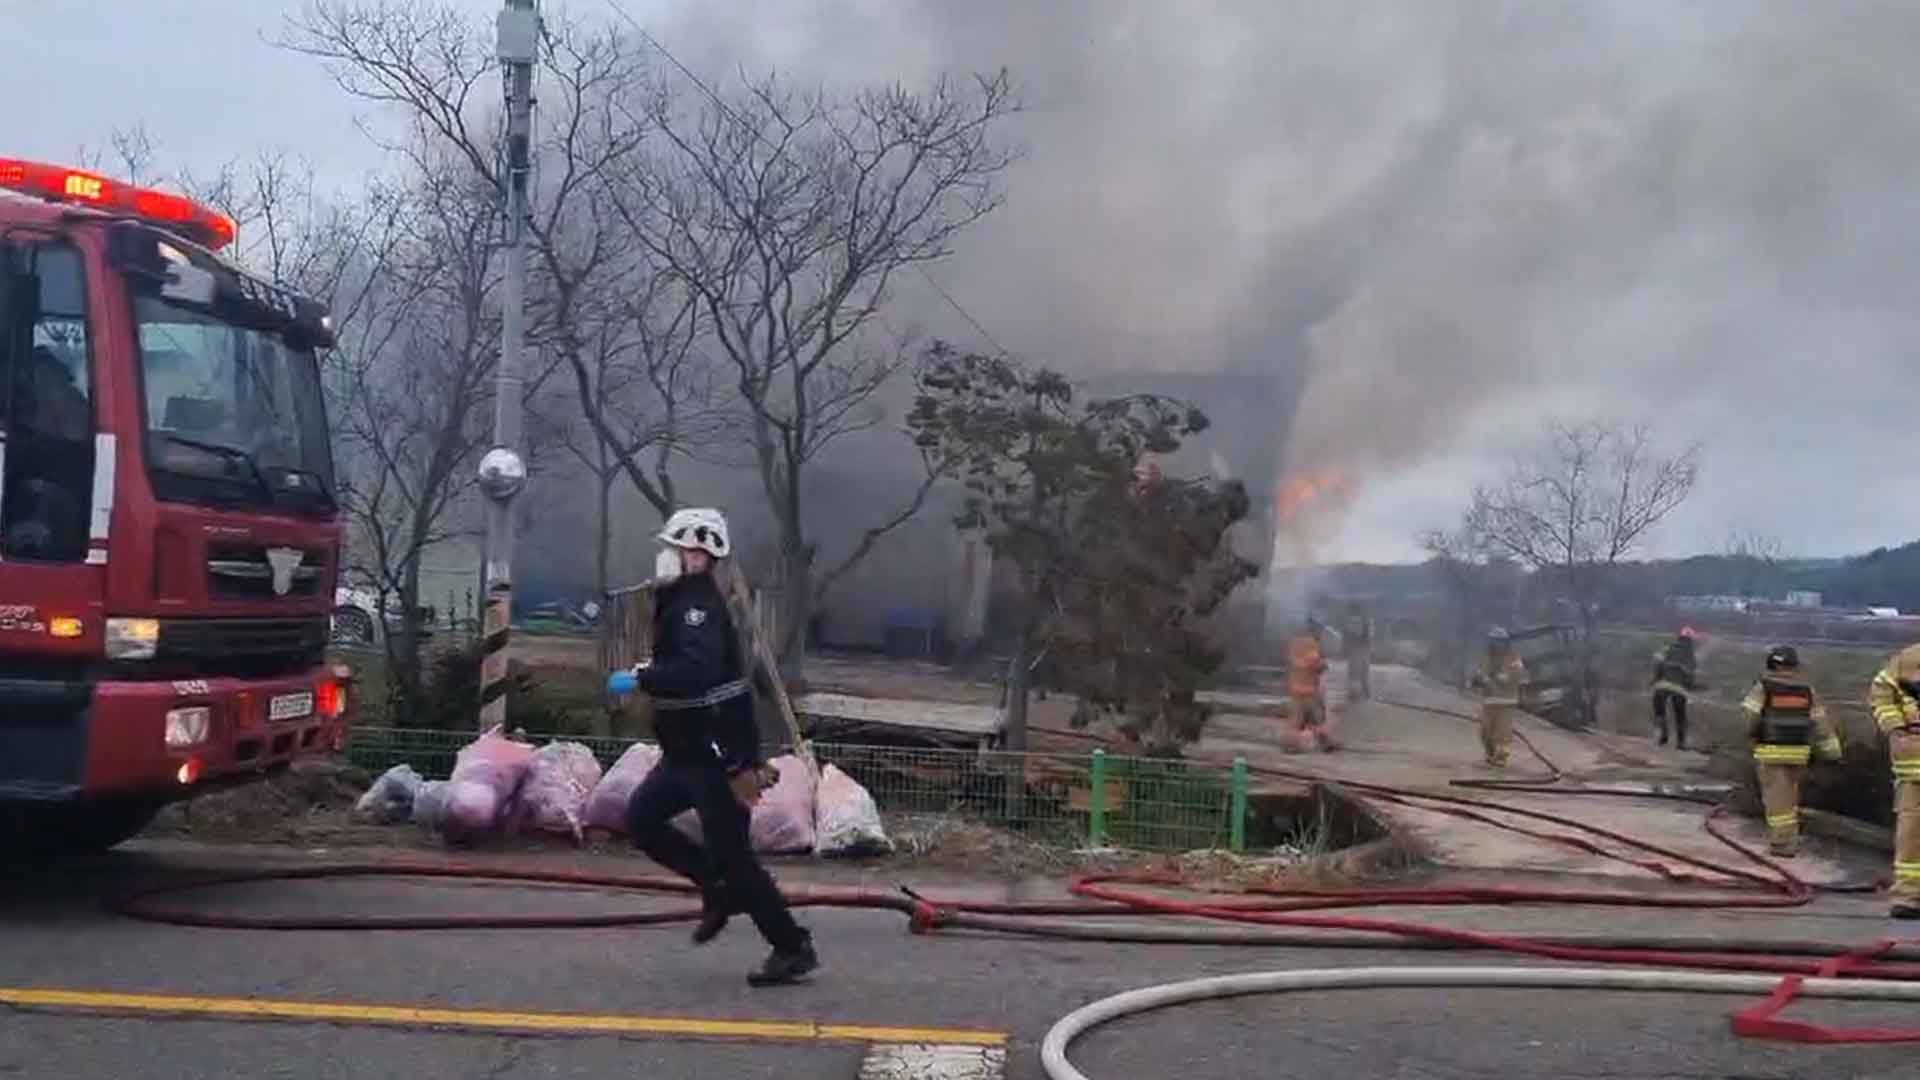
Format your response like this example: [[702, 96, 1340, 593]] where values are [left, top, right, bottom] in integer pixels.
[[344, 726, 1249, 853]]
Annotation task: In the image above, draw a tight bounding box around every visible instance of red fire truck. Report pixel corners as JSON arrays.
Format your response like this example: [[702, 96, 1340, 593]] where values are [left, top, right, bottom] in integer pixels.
[[0, 158, 350, 856]]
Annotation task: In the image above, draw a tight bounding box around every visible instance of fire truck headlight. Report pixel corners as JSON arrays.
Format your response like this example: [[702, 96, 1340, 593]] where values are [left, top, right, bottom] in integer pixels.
[[105, 617, 161, 660], [165, 706, 211, 749]]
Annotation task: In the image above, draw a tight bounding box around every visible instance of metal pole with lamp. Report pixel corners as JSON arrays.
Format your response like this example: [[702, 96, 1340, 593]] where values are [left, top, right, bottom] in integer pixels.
[[477, 0, 538, 731]]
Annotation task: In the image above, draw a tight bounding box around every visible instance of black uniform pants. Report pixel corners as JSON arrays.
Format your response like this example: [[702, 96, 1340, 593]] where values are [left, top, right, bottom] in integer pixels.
[[1652, 689, 1689, 745], [626, 757, 807, 951]]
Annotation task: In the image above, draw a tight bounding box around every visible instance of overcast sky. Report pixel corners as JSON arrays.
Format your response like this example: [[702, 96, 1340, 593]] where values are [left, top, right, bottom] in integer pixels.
[[7, 0, 1918, 565]]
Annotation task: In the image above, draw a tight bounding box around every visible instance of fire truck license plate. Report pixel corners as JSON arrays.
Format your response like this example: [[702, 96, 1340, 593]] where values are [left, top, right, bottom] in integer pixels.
[[269, 692, 314, 722]]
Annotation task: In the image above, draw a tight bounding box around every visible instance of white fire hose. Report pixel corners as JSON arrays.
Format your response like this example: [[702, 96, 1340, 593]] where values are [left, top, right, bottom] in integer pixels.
[[1040, 965, 1920, 1080]]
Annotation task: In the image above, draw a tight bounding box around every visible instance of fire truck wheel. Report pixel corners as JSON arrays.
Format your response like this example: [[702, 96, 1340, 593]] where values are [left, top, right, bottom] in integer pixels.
[[66, 799, 163, 854], [1, 799, 162, 861]]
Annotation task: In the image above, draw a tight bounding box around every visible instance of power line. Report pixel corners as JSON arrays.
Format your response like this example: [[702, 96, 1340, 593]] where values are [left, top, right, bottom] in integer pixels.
[[601, 0, 1014, 358], [914, 267, 1013, 358]]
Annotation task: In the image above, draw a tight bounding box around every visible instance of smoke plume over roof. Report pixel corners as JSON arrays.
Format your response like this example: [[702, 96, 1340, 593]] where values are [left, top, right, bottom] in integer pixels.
[[9, 1, 1919, 561]]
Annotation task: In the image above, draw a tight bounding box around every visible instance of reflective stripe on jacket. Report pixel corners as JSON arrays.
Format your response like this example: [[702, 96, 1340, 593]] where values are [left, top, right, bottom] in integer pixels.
[[1869, 645, 1920, 735], [1477, 652, 1527, 707], [1743, 675, 1841, 764]]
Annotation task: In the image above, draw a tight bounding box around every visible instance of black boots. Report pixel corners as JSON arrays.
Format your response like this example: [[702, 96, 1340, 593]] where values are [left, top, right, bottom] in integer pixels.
[[747, 935, 819, 987], [692, 884, 733, 946]]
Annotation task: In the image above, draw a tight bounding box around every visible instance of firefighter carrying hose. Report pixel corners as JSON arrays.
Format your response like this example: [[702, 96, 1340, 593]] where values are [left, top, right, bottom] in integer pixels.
[[1651, 626, 1701, 749], [1869, 643, 1920, 919], [623, 508, 820, 985], [1470, 627, 1527, 768], [1284, 618, 1335, 752], [1741, 646, 1841, 858]]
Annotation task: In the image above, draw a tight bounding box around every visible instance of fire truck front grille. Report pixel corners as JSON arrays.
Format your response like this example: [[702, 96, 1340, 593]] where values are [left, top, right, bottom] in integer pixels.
[[206, 544, 326, 600], [158, 617, 329, 663]]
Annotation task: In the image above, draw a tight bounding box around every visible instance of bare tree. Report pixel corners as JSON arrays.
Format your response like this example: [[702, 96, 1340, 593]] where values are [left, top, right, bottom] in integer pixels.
[[1418, 524, 1529, 687], [1462, 420, 1701, 723], [284, 1, 723, 572], [613, 68, 1020, 667], [73, 123, 158, 183], [528, 276, 720, 599], [330, 148, 504, 717], [1724, 527, 1790, 600]]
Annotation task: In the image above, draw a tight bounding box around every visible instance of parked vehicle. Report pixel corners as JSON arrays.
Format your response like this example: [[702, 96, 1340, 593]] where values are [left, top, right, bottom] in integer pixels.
[[0, 158, 352, 855]]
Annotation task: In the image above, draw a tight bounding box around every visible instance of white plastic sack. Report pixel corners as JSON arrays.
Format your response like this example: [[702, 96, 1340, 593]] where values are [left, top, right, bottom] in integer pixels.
[[814, 763, 892, 856], [412, 780, 453, 834], [748, 755, 817, 854], [354, 764, 423, 824], [518, 741, 604, 843]]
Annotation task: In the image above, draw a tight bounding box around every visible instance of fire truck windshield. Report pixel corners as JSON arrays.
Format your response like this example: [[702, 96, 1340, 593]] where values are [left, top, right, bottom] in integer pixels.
[[136, 295, 334, 514]]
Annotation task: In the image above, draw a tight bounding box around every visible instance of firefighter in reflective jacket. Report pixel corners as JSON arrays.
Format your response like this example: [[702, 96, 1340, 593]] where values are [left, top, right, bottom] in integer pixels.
[[1651, 627, 1701, 749], [1741, 646, 1841, 858], [1284, 620, 1335, 752], [1869, 643, 1920, 918], [1470, 628, 1527, 768], [624, 508, 819, 984]]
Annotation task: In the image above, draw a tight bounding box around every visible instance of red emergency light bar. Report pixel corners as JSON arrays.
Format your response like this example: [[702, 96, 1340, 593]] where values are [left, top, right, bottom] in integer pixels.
[[0, 157, 236, 251]]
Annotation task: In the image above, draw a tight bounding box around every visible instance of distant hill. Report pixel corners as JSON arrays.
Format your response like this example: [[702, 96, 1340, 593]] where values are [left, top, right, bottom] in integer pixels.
[[1300, 537, 1920, 617]]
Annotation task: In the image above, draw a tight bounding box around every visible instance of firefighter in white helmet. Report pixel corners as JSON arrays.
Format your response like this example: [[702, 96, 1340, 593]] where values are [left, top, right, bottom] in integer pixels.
[[624, 508, 819, 985]]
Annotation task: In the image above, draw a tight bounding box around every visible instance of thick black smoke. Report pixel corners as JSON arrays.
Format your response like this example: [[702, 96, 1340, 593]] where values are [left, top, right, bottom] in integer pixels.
[[648, 0, 1920, 561]]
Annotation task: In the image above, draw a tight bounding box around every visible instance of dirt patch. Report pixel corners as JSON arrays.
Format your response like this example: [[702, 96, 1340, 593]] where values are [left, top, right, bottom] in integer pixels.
[[148, 760, 391, 846]]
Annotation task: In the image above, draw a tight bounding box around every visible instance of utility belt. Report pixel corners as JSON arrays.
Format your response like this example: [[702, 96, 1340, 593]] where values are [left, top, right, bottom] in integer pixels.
[[1758, 717, 1812, 747], [651, 679, 751, 765], [651, 679, 750, 713]]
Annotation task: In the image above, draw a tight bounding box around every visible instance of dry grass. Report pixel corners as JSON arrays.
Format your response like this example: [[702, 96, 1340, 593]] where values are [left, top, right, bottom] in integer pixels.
[[879, 811, 1312, 879], [1582, 631, 1901, 827]]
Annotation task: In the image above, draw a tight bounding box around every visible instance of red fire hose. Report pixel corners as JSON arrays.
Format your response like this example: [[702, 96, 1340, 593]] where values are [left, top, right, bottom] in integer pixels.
[[107, 698, 1911, 1047]]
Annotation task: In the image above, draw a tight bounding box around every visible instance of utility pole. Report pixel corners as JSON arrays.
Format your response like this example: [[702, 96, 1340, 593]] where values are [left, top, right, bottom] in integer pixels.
[[476, 0, 538, 731]]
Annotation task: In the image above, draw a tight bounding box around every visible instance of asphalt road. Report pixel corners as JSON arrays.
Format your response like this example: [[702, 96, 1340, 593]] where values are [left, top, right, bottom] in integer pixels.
[[2, 840, 1915, 1079]]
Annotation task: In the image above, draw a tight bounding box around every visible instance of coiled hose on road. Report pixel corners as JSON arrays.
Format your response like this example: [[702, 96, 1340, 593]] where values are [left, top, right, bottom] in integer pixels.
[[109, 699, 1918, 1069]]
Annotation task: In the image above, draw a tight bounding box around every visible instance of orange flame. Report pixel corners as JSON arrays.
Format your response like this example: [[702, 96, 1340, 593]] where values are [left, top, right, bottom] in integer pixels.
[[1275, 469, 1353, 525]]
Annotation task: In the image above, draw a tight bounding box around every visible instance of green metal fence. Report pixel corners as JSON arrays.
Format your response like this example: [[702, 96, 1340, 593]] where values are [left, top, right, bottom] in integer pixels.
[[345, 726, 1253, 854]]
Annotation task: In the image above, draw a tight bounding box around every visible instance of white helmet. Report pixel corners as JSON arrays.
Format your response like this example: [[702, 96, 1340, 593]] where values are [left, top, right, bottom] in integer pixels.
[[658, 507, 731, 558]]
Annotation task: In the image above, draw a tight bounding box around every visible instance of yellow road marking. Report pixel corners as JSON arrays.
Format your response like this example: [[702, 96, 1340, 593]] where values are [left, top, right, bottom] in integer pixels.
[[0, 987, 1007, 1047]]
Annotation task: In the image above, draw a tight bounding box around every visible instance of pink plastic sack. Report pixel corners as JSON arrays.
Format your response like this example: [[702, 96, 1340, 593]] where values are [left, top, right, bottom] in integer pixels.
[[814, 763, 892, 856], [584, 741, 661, 833], [748, 756, 817, 854], [584, 742, 700, 839], [518, 741, 605, 842], [586, 745, 812, 853], [429, 726, 536, 839], [673, 755, 815, 852]]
